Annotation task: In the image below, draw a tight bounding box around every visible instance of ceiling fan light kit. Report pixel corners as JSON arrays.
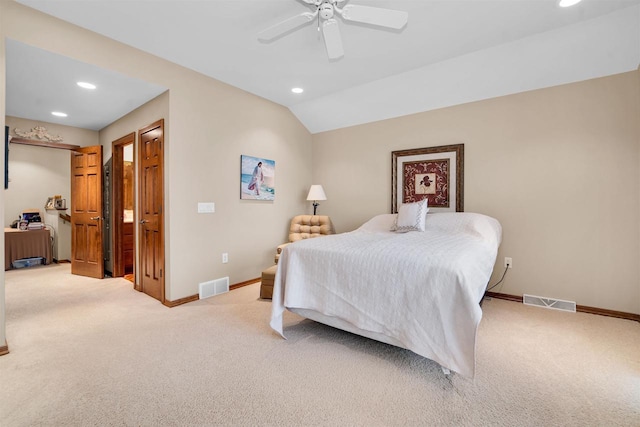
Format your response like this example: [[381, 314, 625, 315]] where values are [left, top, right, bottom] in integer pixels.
[[257, 0, 408, 60]]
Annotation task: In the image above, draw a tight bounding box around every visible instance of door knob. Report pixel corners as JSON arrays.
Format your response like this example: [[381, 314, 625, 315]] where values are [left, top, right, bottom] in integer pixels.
[[139, 219, 148, 224], [90, 216, 100, 221]]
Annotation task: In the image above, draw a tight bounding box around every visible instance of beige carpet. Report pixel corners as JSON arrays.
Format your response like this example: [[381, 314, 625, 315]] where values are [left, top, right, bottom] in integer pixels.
[[0, 264, 638, 426]]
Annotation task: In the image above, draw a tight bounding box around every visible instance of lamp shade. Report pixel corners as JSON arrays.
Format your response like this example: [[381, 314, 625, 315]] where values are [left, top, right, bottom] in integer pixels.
[[306, 185, 327, 201]]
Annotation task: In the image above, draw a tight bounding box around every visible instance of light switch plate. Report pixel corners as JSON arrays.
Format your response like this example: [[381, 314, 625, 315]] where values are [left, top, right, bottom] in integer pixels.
[[198, 202, 215, 213]]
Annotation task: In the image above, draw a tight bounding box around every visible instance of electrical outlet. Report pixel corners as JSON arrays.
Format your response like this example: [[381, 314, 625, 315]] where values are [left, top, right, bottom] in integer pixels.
[[504, 257, 513, 269], [222, 253, 228, 264]]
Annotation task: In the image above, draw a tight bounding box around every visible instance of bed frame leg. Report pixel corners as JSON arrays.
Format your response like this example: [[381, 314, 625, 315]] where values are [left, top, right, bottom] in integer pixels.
[[441, 366, 451, 376]]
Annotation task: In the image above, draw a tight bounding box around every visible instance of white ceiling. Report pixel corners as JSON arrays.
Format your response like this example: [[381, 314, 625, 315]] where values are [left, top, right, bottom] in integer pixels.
[[6, 39, 167, 131], [10, 0, 640, 133]]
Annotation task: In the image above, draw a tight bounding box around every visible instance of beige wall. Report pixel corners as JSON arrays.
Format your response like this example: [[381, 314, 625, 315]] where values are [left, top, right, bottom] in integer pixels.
[[313, 71, 640, 314], [1, 1, 313, 310], [4, 116, 99, 261], [99, 92, 169, 162], [98, 91, 169, 275], [164, 76, 312, 300]]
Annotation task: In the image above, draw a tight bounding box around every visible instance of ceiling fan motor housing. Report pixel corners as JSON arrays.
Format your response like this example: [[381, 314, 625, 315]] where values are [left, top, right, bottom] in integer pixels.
[[319, 2, 334, 20]]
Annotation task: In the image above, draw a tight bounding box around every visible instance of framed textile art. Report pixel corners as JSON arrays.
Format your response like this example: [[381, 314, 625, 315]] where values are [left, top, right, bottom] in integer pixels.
[[391, 144, 464, 213]]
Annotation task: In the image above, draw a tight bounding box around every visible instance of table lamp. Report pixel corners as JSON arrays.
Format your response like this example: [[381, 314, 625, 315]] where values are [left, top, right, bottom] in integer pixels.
[[306, 185, 327, 215]]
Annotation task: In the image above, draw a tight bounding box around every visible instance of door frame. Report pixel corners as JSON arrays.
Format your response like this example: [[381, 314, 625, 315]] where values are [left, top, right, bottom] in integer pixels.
[[112, 132, 136, 283]]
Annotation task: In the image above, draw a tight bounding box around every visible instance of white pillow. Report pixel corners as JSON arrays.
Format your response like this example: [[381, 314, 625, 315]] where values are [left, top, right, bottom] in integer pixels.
[[391, 200, 429, 232], [425, 212, 502, 246]]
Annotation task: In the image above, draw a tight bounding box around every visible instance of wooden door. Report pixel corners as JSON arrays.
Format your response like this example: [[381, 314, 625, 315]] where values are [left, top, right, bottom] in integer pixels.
[[71, 145, 104, 279], [138, 120, 164, 302], [112, 133, 135, 279]]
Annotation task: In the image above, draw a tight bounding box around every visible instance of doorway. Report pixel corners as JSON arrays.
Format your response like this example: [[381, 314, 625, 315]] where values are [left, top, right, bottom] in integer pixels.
[[112, 133, 136, 285]]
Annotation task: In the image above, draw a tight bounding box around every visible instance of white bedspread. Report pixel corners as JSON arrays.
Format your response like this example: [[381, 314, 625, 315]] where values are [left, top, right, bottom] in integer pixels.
[[270, 212, 502, 378]]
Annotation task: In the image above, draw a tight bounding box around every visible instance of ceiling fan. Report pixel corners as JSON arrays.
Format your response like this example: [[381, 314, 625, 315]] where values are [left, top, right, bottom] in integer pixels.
[[257, 0, 408, 60]]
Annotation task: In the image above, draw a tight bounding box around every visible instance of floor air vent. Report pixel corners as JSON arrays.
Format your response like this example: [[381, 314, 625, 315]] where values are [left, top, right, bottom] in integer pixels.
[[199, 277, 229, 300], [523, 294, 576, 313]]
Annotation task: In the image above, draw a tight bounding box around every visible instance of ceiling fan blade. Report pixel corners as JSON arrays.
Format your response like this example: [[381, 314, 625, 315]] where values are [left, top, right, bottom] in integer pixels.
[[340, 5, 408, 30], [322, 19, 344, 60], [258, 12, 316, 41]]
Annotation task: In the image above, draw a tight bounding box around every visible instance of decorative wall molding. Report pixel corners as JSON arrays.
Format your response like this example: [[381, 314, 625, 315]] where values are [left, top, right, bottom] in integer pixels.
[[9, 137, 79, 150], [161, 278, 261, 308], [14, 126, 63, 142], [162, 294, 199, 308], [230, 277, 260, 290], [486, 292, 640, 322]]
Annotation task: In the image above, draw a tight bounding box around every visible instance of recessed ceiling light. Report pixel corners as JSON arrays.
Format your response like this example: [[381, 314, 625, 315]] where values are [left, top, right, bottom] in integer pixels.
[[77, 81, 96, 90], [291, 87, 304, 94], [559, 0, 582, 7], [51, 111, 68, 117]]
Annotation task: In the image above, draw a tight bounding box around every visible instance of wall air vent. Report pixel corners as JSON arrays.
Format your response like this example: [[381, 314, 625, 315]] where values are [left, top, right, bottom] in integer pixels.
[[199, 277, 230, 300], [523, 294, 576, 313]]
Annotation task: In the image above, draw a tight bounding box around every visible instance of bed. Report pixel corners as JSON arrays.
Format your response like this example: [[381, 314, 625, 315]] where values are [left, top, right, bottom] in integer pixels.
[[270, 211, 502, 378]]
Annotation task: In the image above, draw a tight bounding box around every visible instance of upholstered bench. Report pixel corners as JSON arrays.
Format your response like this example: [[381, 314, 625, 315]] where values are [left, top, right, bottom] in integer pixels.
[[260, 264, 277, 299]]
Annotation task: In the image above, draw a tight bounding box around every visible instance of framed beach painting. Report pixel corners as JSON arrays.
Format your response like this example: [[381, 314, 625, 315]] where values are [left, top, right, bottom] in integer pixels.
[[241, 155, 275, 201], [391, 144, 464, 213]]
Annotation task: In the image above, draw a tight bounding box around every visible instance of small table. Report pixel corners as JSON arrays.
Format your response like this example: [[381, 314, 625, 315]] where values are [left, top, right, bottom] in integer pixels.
[[4, 228, 52, 270]]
